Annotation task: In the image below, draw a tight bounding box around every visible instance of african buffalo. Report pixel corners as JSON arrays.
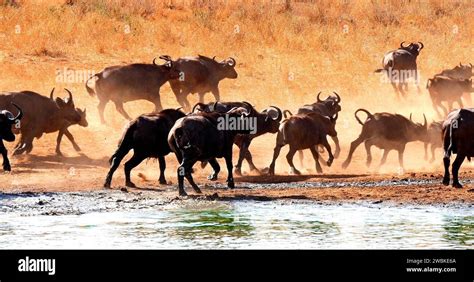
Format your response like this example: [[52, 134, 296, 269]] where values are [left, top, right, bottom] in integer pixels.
[[193, 101, 282, 175], [375, 41, 424, 97], [442, 108, 474, 188], [426, 76, 473, 118], [0, 88, 84, 155], [0, 103, 22, 171], [434, 62, 474, 106], [85, 57, 179, 123], [267, 112, 337, 175], [168, 107, 251, 196], [293, 91, 342, 166], [104, 108, 186, 188], [342, 109, 428, 169], [160, 55, 238, 110]]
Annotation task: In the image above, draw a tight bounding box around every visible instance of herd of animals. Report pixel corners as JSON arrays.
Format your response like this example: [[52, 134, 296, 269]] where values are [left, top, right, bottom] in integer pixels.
[[0, 41, 473, 195]]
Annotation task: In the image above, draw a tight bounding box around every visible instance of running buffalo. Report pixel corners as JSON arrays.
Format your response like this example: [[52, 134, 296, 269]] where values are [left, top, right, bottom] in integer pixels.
[[0, 88, 84, 155], [342, 109, 428, 169], [85, 57, 180, 123], [104, 108, 186, 188], [442, 108, 474, 188], [160, 55, 238, 110], [375, 41, 424, 97], [168, 107, 251, 196]]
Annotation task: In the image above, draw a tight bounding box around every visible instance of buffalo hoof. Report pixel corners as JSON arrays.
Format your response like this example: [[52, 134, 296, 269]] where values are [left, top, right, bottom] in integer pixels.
[[3, 164, 11, 172], [429, 158, 435, 163], [193, 187, 202, 194], [159, 179, 167, 185], [55, 151, 63, 157], [125, 181, 137, 188], [179, 190, 187, 196], [103, 182, 111, 188], [234, 168, 242, 177], [207, 174, 218, 181], [228, 182, 235, 189], [453, 182, 463, 189], [251, 168, 262, 175], [341, 161, 349, 169], [289, 167, 301, 175], [442, 177, 450, 186], [327, 159, 334, 167], [334, 149, 340, 159]]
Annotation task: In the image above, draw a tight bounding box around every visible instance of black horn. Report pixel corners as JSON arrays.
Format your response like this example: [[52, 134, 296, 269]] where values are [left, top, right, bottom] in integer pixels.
[[49, 87, 55, 100], [268, 106, 282, 121], [10, 103, 23, 123], [333, 91, 341, 103], [64, 88, 73, 105], [227, 57, 236, 67], [423, 114, 427, 129], [418, 41, 424, 50], [400, 41, 407, 48], [316, 91, 323, 102], [159, 55, 172, 61]]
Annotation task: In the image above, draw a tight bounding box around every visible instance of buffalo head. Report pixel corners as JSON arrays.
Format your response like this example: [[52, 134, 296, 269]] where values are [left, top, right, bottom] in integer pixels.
[[0, 103, 22, 142], [154, 55, 180, 80], [51, 88, 82, 124], [316, 91, 342, 113], [218, 57, 238, 79], [261, 106, 282, 133], [400, 41, 424, 55]]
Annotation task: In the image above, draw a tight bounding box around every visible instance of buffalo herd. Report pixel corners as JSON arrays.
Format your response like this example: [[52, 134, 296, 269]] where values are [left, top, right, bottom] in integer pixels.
[[1, 42, 473, 194]]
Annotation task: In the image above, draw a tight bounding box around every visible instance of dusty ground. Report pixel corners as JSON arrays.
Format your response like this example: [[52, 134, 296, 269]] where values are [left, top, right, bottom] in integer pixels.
[[1, 142, 473, 206]]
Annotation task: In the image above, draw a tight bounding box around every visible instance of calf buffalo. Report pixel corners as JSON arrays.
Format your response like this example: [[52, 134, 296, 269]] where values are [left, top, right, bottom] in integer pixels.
[[0, 104, 22, 171], [168, 107, 251, 196], [85, 57, 179, 123], [0, 88, 84, 155], [160, 55, 238, 110], [442, 108, 474, 188], [342, 109, 427, 169], [375, 41, 424, 97], [267, 112, 337, 175], [104, 108, 186, 188]]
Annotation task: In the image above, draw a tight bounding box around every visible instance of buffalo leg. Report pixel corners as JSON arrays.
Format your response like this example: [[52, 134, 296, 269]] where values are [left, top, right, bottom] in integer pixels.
[[114, 102, 132, 121], [104, 149, 129, 188], [378, 149, 390, 168], [98, 99, 108, 124], [0, 141, 11, 171], [397, 145, 405, 169], [286, 147, 300, 175], [331, 136, 340, 159], [224, 151, 235, 188], [123, 154, 146, 187], [234, 139, 252, 176], [211, 88, 220, 102], [442, 154, 451, 186], [364, 141, 373, 167], [309, 147, 322, 174], [268, 144, 283, 176], [176, 91, 191, 112], [298, 150, 304, 169], [390, 82, 400, 98], [64, 129, 81, 152], [451, 154, 465, 188], [55, 129, 65, 156], [423, 142, 429, 161], [321, 137, 334, 166], [430, 144, 436, 163], [182, 158, 201, 194], [207, 158, 220, 181], [198, 92, 206, 103], [152, 94, 163, 113], [243, 150, 260, 174], [342, 135, 365, 169], [158, 156, 167, 184]]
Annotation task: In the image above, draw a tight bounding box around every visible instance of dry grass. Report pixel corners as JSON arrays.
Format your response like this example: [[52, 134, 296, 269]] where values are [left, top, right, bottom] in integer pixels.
[[0, 0, 473, 175]]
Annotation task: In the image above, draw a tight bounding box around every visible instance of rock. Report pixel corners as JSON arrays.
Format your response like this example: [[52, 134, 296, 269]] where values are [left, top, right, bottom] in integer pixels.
[[37, 200, 45, 205], [120, 187, 128, 193], [372, 200, 383, 204]]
